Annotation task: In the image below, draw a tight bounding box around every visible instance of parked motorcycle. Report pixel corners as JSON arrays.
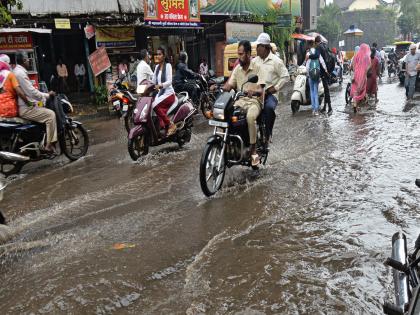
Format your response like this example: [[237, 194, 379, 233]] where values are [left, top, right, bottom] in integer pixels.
[[199, 75, 269, 197], [291, 66, 325, 114], [109, 76, 138, 132], [383, 180, 420, 315], [0, 95, 89, 176], [127, 81, 196, 161]]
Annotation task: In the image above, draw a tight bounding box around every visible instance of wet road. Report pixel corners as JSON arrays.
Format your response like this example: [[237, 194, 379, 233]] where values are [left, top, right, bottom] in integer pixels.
[[1, 77, 419, 314]]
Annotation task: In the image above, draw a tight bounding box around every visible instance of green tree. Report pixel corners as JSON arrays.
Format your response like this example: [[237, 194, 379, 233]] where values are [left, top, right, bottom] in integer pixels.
[[0, 0, 22, 24], [316, 4, 343, 44], [395, 0, 419, 38]]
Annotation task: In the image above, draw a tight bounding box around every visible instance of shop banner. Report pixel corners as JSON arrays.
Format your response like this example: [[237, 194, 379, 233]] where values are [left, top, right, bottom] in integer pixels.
[[54, 18, 71, 29], [226, 22, 264, 44], [0, 32, 32, 50], [88, 47, 111, 77], [201, 0, 301, 17], [96, 27, 136, 48], [144, 0, 200, 27]]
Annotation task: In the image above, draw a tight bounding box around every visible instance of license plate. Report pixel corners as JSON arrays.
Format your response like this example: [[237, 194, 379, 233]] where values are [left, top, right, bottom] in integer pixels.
[[122, 105, 129, 112], [113, 100, 120, 106], [209, 120, 228, 128]]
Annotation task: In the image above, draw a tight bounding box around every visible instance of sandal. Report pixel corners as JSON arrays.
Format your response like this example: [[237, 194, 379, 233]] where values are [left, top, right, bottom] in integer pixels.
[[251, 154, 260, 167], [167, 123, 177, 136]]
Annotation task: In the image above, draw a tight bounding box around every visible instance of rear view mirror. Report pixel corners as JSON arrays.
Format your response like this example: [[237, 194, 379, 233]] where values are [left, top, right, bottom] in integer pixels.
[[247, 75, 258, 84]]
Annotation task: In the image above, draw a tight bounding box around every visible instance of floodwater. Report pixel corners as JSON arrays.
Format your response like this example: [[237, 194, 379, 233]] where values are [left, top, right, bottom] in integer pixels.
[[0, 76, 419, 314]]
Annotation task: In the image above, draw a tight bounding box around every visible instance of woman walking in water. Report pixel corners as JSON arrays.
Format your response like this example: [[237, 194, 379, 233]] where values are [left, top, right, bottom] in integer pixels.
[[350, 44, 371, 113]]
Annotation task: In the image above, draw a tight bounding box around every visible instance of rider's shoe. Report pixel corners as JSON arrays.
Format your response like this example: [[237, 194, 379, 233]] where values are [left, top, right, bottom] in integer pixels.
[[167, 122, 177, 136], [251, 154, 260, 167]]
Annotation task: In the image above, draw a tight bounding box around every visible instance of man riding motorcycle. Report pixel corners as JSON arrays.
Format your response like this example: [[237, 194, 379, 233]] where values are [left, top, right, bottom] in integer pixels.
[[223, 40, 265, 166], [13, 52, 57, 153], [173, 51, 200, 105]]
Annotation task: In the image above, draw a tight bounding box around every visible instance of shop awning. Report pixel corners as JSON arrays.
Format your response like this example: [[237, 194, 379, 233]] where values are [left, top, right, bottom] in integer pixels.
[[0, 28, 52, 34], [11, 0, 143, 16]]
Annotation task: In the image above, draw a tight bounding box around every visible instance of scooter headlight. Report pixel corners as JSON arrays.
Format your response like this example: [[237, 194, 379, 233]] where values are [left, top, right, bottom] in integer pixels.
[[213, 107, 225, 121]]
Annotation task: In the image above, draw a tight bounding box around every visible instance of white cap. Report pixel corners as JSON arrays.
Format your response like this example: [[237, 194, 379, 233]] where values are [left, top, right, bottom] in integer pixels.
[[256, 33, 271, 46], [0, 54, 10, 65]]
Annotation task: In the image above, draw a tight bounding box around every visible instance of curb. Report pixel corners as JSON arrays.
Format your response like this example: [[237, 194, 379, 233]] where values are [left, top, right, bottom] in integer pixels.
[[71, 106, 116, 122]]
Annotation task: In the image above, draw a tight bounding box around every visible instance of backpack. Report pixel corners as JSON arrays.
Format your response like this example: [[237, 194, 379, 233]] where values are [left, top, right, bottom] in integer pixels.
[[309, 58, 320, 81], [319, 43, 335, 73]]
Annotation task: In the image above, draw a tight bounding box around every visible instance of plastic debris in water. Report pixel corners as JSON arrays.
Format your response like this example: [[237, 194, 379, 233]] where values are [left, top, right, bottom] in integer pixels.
[[112, 243, 136, 250]]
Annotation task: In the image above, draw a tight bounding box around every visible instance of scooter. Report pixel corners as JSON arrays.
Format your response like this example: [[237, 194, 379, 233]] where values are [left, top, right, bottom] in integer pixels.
[[127, 81, 196, 161], [291, 66, 325, 114]]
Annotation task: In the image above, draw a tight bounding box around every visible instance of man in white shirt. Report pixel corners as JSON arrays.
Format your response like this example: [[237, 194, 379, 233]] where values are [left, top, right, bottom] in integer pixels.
[[14, 52, 57, 153], [74, 62, 86, 92], [136, 49, 154, 92], [380, 48, 386, 75], [252, 33, 289, 140]]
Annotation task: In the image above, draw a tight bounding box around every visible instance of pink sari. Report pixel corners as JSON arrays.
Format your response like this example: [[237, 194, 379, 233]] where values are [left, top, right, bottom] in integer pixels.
[[350, 44, 371, 102]]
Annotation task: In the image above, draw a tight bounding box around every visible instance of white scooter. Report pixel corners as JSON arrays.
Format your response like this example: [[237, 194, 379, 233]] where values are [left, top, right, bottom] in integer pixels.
[[291, 65, 325, 114]]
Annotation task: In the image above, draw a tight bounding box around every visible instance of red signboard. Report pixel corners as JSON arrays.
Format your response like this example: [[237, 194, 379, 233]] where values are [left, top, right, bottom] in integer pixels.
[[144, 0, 200, 27], [0, 33, 33, 50], [88, 47, 111, 77]]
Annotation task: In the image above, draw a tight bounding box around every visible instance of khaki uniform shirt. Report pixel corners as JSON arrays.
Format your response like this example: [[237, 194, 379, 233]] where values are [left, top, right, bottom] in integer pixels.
[[228, 62, 265, 107], [252, 52, 289, 100]]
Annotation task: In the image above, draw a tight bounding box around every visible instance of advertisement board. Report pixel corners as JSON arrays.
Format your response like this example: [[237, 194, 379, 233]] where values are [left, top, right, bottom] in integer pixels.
[[144, 0, 200, 27], [54, 18, 71, 29], [0, 32, 32, 50], [96, 27, 136, 48], [225, 22, 264, 44], [88, 47, 111, 77]]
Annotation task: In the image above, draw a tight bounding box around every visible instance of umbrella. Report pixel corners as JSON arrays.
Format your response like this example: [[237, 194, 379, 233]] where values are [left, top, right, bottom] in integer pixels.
[[307, 32, 328, 43], [291, 33, 315, 41]]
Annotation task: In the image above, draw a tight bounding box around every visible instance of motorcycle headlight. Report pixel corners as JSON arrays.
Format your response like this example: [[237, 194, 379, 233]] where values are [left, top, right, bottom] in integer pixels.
[[213, 107, 224, 121]]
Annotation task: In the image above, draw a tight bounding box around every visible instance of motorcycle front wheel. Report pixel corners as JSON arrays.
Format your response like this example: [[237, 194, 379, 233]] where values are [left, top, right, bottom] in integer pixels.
[[124, 107, 135, 133], [128, 132, 149, 161], [199, 141, 226, 197], [62, 124, 89, 161], [0, 160, 24, 177]]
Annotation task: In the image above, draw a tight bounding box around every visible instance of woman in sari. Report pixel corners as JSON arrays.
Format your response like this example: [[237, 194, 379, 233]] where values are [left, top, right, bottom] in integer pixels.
[[350, 44, 371, 113]]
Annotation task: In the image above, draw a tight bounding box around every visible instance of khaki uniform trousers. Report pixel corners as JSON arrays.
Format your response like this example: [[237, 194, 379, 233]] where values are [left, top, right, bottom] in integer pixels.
[[19, 106, 57, 144], [234, 97, 261, 145]]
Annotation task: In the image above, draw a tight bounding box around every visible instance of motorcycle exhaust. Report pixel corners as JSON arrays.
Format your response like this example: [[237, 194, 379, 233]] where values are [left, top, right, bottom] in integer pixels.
[[0, 151, 30, 162], [384, 232, 410, 314]]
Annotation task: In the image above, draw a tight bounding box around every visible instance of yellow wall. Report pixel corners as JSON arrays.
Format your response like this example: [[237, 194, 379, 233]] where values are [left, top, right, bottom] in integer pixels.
[[348, 0, 380, 11]]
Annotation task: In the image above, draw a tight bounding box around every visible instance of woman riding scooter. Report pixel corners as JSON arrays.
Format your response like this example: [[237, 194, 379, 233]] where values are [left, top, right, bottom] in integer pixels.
[[153, 47, 177, 136]]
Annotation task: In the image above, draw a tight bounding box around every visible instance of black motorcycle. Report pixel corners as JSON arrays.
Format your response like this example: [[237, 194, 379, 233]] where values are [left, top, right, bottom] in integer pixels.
[[109, 76, 138, 132], [0, 95, 89, 176], [383, 180, 420, 315], [388, 60, 398, 78], [199, 75, 269, 196]]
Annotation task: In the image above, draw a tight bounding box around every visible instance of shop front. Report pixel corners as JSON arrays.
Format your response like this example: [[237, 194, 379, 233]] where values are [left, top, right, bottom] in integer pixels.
[[0, 28, 52, 89]]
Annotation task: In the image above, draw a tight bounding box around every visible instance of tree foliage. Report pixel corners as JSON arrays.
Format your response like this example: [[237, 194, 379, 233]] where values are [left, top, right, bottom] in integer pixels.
[[316, 4, 343, 44], [248, 7, 294, 52], [395, 0, 419, 38], [0, 0, 22, 25]]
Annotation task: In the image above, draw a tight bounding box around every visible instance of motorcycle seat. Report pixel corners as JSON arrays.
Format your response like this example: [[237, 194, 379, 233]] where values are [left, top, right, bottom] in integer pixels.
[[0, 117, 32, 124], [168, 94, 189, 116]]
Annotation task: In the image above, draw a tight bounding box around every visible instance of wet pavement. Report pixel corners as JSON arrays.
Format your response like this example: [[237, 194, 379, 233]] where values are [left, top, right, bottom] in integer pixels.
[[0, 76, 419, 314]]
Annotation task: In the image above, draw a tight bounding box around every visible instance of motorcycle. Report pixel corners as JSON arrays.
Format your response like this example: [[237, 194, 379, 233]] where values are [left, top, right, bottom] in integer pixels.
[[388, 60, 398, 78], [0, 95, 89, 176], [127, 81, 196, 161], [345, 81, 352, 105], [199, 74, 269, 197], [328, 64, 343, 85], [290, 66, 325, 114], [109, 76, 138, 132], [383, 180, 420, 315]]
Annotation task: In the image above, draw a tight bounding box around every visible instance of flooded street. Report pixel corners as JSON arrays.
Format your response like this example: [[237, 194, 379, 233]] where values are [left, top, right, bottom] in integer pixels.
[[1, 78, 419, 314]]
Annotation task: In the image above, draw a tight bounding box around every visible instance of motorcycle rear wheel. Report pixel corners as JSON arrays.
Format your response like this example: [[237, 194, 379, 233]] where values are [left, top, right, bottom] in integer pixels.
[[128, 133, 149, 161], [199, 142, 226, 197], [62, 124, 89, 161]]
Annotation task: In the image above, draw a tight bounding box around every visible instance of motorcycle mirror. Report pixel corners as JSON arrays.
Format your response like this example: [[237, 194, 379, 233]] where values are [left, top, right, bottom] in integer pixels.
[[247, 75, 258, 84]]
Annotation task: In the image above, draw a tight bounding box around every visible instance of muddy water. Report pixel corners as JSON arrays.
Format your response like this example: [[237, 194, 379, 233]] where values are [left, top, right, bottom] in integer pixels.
[[0, 78, 419, 314]]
